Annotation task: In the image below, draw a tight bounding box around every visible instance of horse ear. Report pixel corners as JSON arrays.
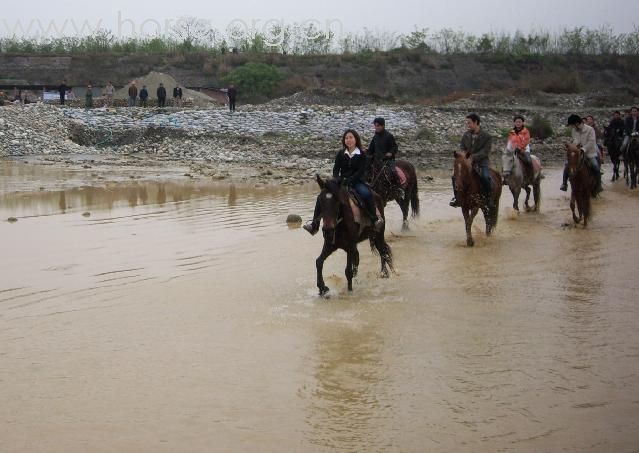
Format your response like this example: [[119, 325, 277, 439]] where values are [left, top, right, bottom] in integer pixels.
[[315, 173, 325, 189]]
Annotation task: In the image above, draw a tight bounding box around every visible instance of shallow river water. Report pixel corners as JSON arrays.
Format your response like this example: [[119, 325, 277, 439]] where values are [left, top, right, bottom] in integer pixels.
[[1, 159, 638, 452]]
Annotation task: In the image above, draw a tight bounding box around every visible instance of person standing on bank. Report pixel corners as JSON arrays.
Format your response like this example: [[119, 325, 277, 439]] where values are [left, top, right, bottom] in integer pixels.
[[450, 113, 495, 211], [104, 81, 115, 107], [128, 81, 138, 107], [139, 85, 149, 107], [367, 117, 402, 199], [58, 80, 68, 105], [173, 85, 183, 107], [227, 84, 237, 112], [303, 129, 383, 235], [157, 83, 167, 107], [85, 83, 93, 108]]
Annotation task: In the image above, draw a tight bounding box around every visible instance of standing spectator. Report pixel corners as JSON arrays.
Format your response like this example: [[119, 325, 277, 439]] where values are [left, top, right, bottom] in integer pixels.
[[157, 83, 167, 107], [173, 85, 183, 107], [58, 80, 68, 105], [85, 83, 93, 108], [104, 81, 115, 107], [227, 84, 237, 112], [0, 91, 7, 106], [128, 81, 138, 107], [139, 85, 149, 107]]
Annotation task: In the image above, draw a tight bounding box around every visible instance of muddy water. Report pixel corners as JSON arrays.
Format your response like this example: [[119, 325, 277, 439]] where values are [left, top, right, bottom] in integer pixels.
[[1, 159, 639, 452]]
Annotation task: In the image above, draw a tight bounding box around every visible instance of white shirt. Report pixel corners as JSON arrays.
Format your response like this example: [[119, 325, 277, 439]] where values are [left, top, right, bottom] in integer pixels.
[[571, 124, 598, 159], [344, 147, 361, 158]]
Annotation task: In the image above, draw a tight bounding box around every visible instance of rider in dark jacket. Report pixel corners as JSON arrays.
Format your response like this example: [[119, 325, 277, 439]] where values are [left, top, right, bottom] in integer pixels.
[[304, 129, 383, 235], [367, 117, 403, 199]]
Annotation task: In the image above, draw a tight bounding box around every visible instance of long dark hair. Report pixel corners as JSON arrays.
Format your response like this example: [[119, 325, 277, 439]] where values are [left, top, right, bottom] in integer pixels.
[[341, 129, 363, 151]]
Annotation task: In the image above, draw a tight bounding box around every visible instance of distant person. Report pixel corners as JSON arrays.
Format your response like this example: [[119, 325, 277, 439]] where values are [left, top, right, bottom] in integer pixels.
[[128, 81, 138, 107], [502, 115, 532, 184], [104, 81, 115, 107], [139, 85, 149, 107], [85, 83, 93, 108], [227, 84, 237, 112], [609, 111, 625, 139], [367, 117, 401, 198], [58, 80, 68, 105], [585, 115, 604, 161], [173, 85, 183, 107], [157, 83, 167, 107], [0, 91, 7, 106]]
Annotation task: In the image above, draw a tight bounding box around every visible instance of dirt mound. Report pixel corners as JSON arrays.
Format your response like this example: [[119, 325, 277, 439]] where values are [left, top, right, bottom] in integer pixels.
[[115, 71, 214, 105]]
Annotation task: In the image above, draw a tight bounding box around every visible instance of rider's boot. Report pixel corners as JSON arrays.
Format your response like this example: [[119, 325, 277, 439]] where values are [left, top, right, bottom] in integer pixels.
[[303, 219, 320, 235]]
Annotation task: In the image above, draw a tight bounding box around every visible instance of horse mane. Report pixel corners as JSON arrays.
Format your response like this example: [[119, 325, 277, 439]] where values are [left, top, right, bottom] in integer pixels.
[[324, 178, 350, 205]]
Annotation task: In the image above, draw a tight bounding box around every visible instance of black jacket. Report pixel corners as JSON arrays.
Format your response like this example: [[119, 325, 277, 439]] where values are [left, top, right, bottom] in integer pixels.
[[139, 88, 149, 99], [58, 84, 68, 96], [227, 87, 237, 99], [460, 128, 492, 164], [624, 116, 639, 135], [157, 87, 166, 98], [367, 130, 398, 162], [173, 87, 182, 98], [609, 117, 625, 137], [332, 149, 368, 185]]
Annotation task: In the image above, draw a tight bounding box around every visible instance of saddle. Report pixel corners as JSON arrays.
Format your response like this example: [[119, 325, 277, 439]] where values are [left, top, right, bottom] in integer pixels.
[[346, 188, 382, 228]]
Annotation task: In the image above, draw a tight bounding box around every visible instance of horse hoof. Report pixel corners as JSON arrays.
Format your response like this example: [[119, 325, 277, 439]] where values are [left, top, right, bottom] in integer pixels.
[[467, 239, 475, 247], [319, 286, 330, 297], [380, 270, 390, 278]]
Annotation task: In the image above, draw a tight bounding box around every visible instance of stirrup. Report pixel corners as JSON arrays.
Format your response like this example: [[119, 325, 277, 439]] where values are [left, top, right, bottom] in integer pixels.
[[373, 217, 384, 230], [449, 197, 460, 207], [559, 183, 568, 192]]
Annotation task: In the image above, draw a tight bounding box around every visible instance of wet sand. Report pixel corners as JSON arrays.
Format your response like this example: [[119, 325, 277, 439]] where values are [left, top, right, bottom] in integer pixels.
[[1, 159, 639, 452]]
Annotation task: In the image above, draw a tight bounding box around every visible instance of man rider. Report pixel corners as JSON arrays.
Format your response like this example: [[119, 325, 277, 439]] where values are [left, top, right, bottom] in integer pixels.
[[502, 114, 532, 184], [367, 117, 403, 200], [450, 113, 494, 212], [621, 106, 639, 153], [560, 114, 602, 194], [609, 111, 625, 139]]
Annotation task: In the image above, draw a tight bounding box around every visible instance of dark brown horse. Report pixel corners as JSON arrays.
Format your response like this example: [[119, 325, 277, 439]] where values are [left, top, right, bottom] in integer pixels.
[[369, 159, 420, 231], [312, 175, 393, 297], [452, 151, 502, 247], [628, 133, 639, 189], [565, 143, 595, 227], [603, 126, 624, 182]]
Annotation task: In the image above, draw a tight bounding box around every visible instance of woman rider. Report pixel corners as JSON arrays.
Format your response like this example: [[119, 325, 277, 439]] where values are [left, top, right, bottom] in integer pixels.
[[303, 129, 383, 235], [502, 114, 532, 184]]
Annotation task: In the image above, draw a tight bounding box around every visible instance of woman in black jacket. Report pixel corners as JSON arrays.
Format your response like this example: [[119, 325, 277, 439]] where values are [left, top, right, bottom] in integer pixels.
[[304, 129, 382, 235]]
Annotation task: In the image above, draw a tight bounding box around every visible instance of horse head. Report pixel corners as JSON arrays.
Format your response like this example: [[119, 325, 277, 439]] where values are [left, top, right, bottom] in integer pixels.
[[452, 150, 472, 191], [565, 143, 584, 177], [315, 174, 347, 231]]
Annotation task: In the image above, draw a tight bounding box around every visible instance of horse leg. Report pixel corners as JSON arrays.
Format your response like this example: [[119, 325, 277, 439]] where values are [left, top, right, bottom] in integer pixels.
[[570, 190, 580, 224], [374, 236, 393, 278], [511, 186, 520, 212], [400, 197, 410, 231], [345, 248, 355, 291], [524, 185, 532, 211], [352, 248, 360, 278], [533, 181, 541, 212], [316, 243, 335, 296], [463, 207, 477, 247]]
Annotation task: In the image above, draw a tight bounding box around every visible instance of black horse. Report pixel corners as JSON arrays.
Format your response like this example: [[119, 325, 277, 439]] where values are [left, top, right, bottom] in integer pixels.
[[603, 125, 624, 182], [311, 175, 393, 297], [628, 133, 639, 189], [368, 159, 420, 231]]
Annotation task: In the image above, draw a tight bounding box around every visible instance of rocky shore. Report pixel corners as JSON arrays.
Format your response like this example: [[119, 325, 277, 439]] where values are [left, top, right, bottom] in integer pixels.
[[0, 92, 625, 184]]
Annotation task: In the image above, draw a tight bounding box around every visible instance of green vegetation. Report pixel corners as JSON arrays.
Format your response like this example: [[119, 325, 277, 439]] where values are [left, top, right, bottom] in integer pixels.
[[1, 24, 638, 56], [529, 115, 554, 140], [415, 127, 435, 141], [222, 63, 284, 99]]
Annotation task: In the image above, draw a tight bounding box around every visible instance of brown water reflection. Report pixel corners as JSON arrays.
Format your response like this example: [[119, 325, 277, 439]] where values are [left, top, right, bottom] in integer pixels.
[[1, 160, 639, 452]]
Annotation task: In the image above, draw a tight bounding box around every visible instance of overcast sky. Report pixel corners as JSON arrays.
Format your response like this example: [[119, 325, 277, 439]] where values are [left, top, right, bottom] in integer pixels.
[[3, 0, 636, 38]]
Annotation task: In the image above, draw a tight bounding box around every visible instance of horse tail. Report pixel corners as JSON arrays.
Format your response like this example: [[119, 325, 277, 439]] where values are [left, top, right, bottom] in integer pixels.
[[410, 177, 420, 218]]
